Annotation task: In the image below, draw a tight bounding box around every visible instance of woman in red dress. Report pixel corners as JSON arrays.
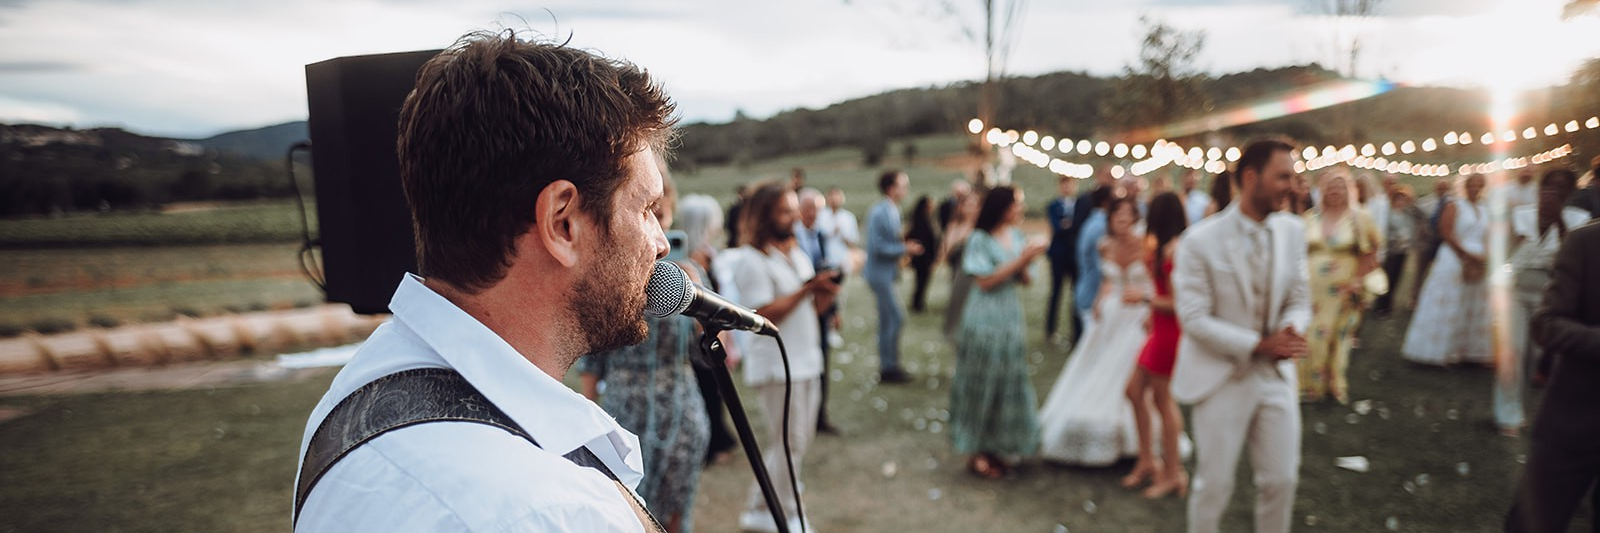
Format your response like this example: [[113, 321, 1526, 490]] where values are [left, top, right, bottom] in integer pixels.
[[1122, 191, 1189, 498]]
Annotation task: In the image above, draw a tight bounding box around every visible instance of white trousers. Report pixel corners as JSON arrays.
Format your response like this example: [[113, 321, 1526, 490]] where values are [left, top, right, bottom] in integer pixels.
[[1188, 367, 1301, 533], [744, 378, 822, 522]]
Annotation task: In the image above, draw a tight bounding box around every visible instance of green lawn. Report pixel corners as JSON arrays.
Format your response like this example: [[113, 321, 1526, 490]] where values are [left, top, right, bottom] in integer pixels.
[[0, 200, 315, 248], [0, 131, 1557, 532], [0, 269, 1545, 532]]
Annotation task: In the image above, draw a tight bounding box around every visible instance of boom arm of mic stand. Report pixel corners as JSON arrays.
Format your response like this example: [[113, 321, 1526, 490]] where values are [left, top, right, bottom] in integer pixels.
[[698, 327, 791, 533]]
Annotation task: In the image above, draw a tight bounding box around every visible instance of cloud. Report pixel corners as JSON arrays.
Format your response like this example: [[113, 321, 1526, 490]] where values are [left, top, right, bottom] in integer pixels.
[[0, 0, 1594, 137], [0, 61, 80, 73]]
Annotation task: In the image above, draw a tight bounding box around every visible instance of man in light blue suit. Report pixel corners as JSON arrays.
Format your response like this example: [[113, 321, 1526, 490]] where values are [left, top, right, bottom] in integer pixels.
[[865, 170, 924, 384], [1074, 185, 1115, 334]]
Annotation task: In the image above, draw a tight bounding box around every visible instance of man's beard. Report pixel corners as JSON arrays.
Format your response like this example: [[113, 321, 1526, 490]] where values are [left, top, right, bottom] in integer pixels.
[[570, 239, 650, 354], [771, 224, 795, 241]]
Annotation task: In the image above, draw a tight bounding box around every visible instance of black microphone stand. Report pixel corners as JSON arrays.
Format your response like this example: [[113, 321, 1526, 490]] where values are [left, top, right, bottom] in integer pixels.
[[697, 326, 791, 533]]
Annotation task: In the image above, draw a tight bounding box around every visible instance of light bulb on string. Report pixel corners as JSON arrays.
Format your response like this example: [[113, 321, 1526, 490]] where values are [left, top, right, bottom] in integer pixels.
[[1401, 141, 1415, 154], [1225, 147, 1241, 162], [1545, 123, 1559, 136], [967, 119, 984, 135], [1095, 141, 1110, 156], [1041, 136, 1056, 151], [1381, 142, 1396, 156], [1132, 144, 1148, 159], [1444, 132, 1458, 145], [1113, 143, 1129, 158], [1567, 120, 1580, 133]]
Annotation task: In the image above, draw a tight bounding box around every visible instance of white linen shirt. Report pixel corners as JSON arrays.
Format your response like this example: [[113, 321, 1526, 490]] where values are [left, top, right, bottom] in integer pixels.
[[730, 245, 824, 386], [1510, 206, 1592, 272], [294, 274, 646, 533]]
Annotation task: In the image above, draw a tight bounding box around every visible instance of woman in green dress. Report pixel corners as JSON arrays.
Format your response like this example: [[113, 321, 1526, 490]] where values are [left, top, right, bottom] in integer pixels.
[[948, 185, 1050, 479]]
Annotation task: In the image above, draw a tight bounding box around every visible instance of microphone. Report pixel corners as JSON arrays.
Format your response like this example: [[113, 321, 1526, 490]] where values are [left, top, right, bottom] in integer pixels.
[[646, 260, 778, 336]]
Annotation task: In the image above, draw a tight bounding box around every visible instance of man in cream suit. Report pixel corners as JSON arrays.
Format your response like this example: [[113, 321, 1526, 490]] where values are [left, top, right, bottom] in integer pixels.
[[1172, 139, 1311, 533]]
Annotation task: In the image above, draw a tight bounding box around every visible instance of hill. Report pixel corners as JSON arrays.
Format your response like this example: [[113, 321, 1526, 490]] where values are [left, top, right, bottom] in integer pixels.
[[193, 121, 307, 161], [0, 124, 296, 217]]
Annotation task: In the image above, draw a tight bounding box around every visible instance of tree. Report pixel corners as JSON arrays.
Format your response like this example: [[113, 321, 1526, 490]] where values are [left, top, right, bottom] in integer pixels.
[[1099, 16, 1210, 140], [1306, 0, 1387, 78]]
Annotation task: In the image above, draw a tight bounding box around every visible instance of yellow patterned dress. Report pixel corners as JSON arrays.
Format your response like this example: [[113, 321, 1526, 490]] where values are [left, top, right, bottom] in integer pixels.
[[1300, 209, 1382, 403]]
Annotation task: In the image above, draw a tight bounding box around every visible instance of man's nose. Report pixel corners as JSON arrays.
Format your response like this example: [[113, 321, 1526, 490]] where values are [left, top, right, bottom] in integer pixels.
[[651, 225, 670, 261]]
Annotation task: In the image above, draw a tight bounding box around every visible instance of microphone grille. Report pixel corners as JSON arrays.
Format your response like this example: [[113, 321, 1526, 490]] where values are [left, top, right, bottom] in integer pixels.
[[644, 260, 695, 318]]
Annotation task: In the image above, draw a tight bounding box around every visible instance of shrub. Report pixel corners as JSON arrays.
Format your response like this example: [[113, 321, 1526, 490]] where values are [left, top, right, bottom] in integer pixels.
[[30, 317, 77, 335], [87, 315, 121, 329]]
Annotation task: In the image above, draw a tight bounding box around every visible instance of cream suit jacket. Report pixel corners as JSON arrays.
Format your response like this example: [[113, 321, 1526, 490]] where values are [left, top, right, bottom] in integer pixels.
[[1170, 204, 1313, 404]]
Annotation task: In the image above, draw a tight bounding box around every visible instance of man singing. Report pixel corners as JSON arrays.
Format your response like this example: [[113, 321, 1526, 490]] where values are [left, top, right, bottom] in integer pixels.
[[294, 31, 676, 532]]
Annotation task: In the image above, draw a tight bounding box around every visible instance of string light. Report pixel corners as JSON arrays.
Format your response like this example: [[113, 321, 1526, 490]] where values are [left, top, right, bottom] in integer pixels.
[[974, 111, 1590, 179]]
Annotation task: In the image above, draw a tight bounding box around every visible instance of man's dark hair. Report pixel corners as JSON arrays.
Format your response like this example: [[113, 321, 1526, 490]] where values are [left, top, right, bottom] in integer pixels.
[[397, 30, 677, 293], [741, 181, 793, 248], [1090, 185, 1114, 210], [974, 185, 1019, 233], [1233, 139, 1295, 187], [878, 170, 903, 194]]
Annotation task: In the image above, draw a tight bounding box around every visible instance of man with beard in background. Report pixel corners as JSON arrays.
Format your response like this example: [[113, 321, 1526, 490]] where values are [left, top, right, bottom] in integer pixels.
[[294, 31, 676, 532], [731, 181, 839, 532]]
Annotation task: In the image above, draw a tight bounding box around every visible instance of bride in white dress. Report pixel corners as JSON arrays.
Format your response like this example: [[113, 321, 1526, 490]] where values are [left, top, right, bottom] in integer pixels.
[[1039, 198, 1180, 465], [1402, 173, 1492, 365]]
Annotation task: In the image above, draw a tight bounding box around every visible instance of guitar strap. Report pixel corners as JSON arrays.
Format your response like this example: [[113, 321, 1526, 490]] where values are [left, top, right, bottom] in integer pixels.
[[293, 367, 664, 532]]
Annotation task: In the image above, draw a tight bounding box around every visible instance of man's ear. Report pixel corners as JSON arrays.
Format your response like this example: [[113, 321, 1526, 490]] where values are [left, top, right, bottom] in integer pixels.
[[535, 180, 586, 268]]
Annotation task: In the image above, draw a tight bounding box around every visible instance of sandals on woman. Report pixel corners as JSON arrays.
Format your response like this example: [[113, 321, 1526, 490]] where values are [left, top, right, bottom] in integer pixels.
[[1142, 470, 1190, 499], [968, 454, 1007, 480], [1120, 461, 1157, 489]]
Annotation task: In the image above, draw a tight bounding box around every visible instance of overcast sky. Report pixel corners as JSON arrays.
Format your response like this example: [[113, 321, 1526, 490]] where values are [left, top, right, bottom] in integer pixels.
[[0, 0, 1593, 138]]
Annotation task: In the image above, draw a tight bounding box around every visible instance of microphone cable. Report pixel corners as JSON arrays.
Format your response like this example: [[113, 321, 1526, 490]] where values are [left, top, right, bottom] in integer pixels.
[[284, 141, 325, 293], [772, 334, 806, 533]]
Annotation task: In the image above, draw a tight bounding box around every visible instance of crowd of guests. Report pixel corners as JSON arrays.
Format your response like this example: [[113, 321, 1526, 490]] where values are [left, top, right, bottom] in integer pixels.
[[577, 148, 1600, 533]]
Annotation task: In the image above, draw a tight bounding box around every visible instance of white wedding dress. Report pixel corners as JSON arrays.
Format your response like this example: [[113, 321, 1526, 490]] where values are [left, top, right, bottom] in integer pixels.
[[1038, 259, 1188, 465]]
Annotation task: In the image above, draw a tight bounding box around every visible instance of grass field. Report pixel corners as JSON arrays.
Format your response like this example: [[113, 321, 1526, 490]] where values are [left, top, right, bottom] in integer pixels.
[[0, 265, 1547, 532], [0, 131, 1555, 531], [0, 200, 316, 248]]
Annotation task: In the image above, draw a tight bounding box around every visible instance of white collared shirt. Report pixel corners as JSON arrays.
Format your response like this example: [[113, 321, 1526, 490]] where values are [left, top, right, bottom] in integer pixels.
[[294, 274, 646, 532], [1510, 206, 1592, 272], [729, 245, 824, 386]]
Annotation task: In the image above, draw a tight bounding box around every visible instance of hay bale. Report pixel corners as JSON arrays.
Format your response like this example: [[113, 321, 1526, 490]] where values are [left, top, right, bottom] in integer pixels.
[[35, 331, 114, 372], [99, 326, 164, 367], [278, 307, 343, 347], [147, 322, 208, 363], [0, 336, 52, 374], [185, 317, 244, 359]]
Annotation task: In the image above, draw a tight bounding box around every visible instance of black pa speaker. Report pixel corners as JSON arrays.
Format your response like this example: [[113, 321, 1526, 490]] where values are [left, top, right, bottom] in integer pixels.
[[305, 50, 440, 314]]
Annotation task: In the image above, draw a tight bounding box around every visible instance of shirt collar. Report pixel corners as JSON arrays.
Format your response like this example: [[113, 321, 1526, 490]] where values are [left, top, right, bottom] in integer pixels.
[[1228, 203, 1269, 234], [387, 274, 644, 483]]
